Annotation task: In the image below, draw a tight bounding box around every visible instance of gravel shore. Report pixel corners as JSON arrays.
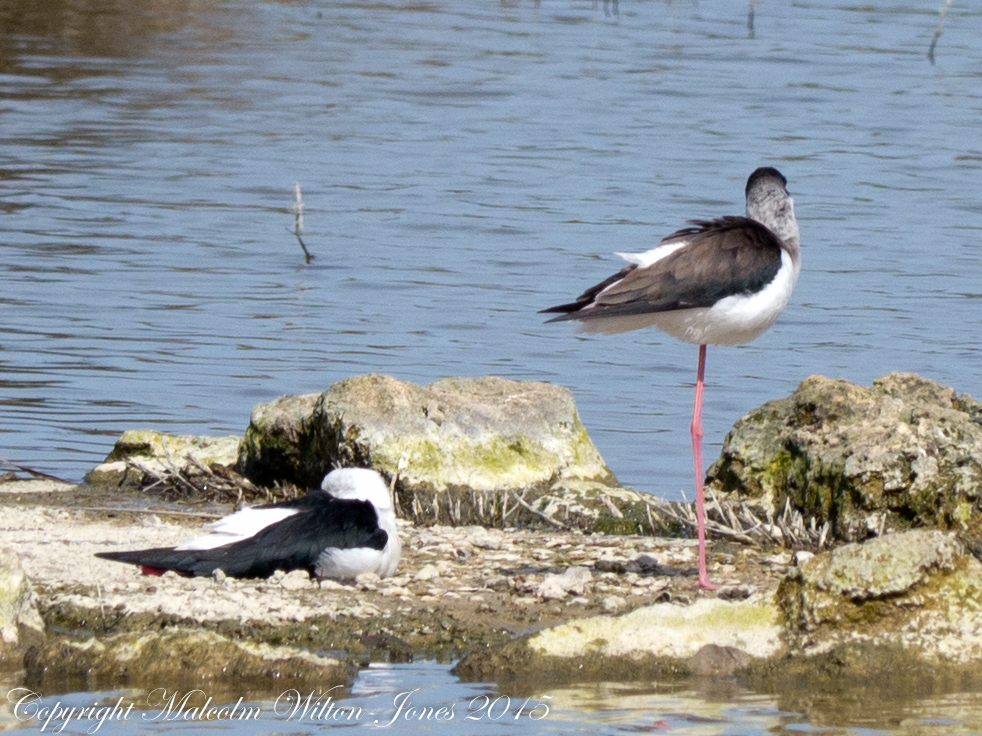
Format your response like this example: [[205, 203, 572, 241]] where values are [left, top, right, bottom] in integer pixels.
[[2, 481, 787, 664]]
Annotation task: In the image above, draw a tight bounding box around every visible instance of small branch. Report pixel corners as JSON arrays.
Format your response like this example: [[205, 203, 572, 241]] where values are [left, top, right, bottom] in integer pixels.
[[599, 493, 623, 519], [927, 0, 953, 65], [292, 182, 313, 263], [0, 458, 73, 485], [501, 488, 526, 523], [511, 491, 565, 529], [747, 0, 757, 39]]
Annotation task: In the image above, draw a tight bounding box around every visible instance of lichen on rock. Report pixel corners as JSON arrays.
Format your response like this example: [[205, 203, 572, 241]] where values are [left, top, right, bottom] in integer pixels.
[[23, 629, 355, 697], [454, 596, 784, 685], [778, 529, 982, 664], [86, 429, 242, 489], [238, 374, 634, 528], [707, 372, 982, 543]]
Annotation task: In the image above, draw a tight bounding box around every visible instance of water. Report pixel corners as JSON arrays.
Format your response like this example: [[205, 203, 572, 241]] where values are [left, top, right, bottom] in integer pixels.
[[2, 1, 982, 500], [3, 0, 982, 730], [7, 661, 982, 736]]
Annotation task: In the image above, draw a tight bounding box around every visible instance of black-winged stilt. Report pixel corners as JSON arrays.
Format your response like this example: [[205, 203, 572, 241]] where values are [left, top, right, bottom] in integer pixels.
[[96, 468, 401, 579], [542, 167, 800, 589]]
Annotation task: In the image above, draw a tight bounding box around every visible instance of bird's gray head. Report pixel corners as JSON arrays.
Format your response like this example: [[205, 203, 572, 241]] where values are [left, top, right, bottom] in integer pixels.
[[745, 166, 799, 253], [321, 468, 393, 512]]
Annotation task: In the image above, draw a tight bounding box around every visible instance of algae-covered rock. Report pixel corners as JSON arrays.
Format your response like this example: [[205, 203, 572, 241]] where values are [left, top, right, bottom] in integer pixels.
[[778, 529, 982, 663], [454, 596, 783, 685], [87, 430, 242, 489], [236, 392, 322, 486], [24, 629, 355, 696], [0, 547, 45, 669], [707, 372, 982, 542], [239, 374, 627, 527], [529, 596, 783, 660]]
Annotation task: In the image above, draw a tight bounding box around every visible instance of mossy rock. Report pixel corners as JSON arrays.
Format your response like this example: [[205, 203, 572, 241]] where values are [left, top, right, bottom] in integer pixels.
[[454, 596, 784, 686], [23, 629, 355, 698], [777, 529, 982, 662], [86, 430, 242, 489], [0, 547, 45, 670], [707, 373, 982, 542], [238, 374, 632, 528]]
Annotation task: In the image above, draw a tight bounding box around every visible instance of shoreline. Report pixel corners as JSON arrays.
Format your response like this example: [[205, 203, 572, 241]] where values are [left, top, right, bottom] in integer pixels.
[[1, 480, 784, 695]]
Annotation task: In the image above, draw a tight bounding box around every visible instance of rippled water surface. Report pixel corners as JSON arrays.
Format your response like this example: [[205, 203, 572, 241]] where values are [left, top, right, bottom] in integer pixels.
[[3, 0, 982, 499], [3, 1, 982, 730]]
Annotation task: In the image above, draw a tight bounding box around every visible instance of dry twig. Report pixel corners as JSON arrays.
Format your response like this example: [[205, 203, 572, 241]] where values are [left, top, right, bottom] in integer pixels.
[[0, 458, 73, 485], [511, 491, 566, 529]]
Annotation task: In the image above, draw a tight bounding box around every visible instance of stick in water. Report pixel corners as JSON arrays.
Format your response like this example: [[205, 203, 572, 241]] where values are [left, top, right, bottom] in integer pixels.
[[0, 458, 72, 484], [293, 182, 313, 263], [928, 0, 953, 64]]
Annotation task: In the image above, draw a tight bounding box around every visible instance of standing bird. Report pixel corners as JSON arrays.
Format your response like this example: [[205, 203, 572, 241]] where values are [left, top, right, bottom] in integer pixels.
[[542, 167, 800, 589], [96, 467, 401, 580]]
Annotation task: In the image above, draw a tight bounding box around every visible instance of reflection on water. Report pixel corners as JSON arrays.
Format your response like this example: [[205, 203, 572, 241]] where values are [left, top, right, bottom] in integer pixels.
[[7, 662, 982, 735]]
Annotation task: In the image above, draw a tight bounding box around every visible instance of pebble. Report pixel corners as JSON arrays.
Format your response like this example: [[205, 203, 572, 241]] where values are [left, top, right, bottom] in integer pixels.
[[793, 551, 815, 566], [280, 570, 311, 590], [356, 572, 381, 586], [536, 566, 593, 600], [5, 504, 786, 635], [762, 552, 793, 566], [603, 595, 627, 613]]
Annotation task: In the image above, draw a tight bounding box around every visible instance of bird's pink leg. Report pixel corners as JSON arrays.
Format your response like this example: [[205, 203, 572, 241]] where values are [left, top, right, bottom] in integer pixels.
[[691, 344, 718, 590]]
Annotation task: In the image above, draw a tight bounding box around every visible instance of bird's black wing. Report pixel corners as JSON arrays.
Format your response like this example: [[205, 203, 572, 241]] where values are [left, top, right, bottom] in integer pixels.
[[95, 494, 388, 579], [542, 217, 784, 321]]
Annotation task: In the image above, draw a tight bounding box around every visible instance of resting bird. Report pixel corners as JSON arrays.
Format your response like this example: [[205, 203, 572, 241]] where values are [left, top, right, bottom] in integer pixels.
[[542, 167, 800, 589], [95, 467, 401, 579]]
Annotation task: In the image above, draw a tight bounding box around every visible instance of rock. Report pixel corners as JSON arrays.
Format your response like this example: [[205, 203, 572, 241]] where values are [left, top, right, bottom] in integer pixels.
[[0, 547, 45, 666], [603, 595, 627, 613], [762, 552, 792, 567], [466, 527, 505, 550], [717, 585, 755, 601], [778, 529, 982, 662], [242, 374, 613, 490], [531, 479, 661, 536], [23, 629, 354, 696], [86, 430, 242, 489], [356, 572, 381, 589], [415, 564, 440, 581], [531, 596, 781, 659], [454, 596, 783, 683], [730, 529, 982, 698], [633, 553, 660, 572], [238, 374, 638, 529], [708, 373, 982, 542], [236, 392, 322, 486], [687, 644, 753, 676], [792, 551, 815, 566], [279, 570, 311, 590], [536, 566, 593, 600]]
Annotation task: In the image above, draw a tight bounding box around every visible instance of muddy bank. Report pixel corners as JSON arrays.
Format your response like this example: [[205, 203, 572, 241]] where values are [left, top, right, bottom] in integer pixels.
[[0, 481, 785, 694]]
